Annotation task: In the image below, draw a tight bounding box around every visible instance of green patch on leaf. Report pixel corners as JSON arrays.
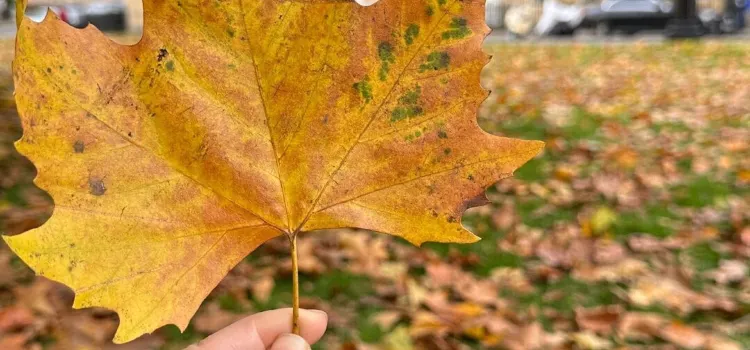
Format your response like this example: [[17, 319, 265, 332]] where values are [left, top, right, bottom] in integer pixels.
[[404, 24, 420, 45], [399, 86, 421, 105], [378, 42, 396, 81], [353, 78, 373, 103], [391, 86, 423, 122], [404, 129, 423, 142], [419, 51, 450, 72], [426, 5, 435, 16], [442, 17, 471, 40]]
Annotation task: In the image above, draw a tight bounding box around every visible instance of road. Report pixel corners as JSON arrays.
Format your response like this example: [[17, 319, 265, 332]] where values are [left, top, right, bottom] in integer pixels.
[[485, 27, 750, 45]]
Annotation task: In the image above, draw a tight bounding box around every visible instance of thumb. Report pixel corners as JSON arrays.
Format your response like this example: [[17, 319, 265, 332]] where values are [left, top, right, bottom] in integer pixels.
[[270, 334, 310, 350], [355, 0, 381, 6]]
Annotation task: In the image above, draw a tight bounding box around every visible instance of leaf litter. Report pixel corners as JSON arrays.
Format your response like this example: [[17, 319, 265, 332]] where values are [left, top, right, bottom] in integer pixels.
[[0, 40, 748, 349]]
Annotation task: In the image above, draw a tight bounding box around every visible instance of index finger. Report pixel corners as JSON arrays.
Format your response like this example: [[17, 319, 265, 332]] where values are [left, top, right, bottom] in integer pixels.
[[188, 308, 328, 349]]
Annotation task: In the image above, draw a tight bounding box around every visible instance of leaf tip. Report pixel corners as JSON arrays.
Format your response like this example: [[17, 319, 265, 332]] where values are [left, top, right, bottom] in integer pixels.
[[408, 228, 481, 247], [2, 233, 25, 256], [527, 139, 546, 156], [465, 233, 482, 244], [512, 139, 545, 168]]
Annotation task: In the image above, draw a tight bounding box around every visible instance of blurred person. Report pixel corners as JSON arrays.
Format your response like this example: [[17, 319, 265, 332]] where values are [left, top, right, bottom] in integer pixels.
[[185, 308, 328, 350]]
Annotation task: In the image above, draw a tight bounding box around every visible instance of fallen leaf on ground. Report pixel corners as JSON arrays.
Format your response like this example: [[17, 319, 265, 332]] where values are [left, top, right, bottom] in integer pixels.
[[575, 305, 624, 335], [571, 331, 613, 350], [658, 322, 706, 349]]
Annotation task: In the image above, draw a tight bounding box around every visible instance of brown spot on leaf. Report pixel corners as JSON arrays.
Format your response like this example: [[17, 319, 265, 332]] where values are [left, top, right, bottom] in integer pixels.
[[73, 140, 85, 153], [157, 48, 169, 62], [88, 178, 107, 196]]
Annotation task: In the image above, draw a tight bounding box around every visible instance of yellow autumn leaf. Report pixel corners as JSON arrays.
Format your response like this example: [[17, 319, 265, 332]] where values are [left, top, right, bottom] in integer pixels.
[[5, 0, 543, 343]]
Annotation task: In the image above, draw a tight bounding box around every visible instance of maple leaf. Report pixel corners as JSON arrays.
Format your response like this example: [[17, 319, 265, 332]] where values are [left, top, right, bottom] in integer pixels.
[[5, 0, 543, 343]]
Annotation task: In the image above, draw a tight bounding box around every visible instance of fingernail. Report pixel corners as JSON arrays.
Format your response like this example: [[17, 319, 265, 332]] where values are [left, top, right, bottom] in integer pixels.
[[271, 333, 310, 350], [308, 309, 328, 318], [355, 0, 381, 6]]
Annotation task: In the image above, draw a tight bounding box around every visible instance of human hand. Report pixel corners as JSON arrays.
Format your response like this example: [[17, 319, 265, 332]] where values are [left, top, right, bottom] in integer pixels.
[[185, 308, 328, 350]]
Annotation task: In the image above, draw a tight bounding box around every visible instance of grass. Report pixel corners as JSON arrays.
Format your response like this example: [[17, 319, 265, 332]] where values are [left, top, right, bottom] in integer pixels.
[[612, 204, 679, 238], [672, 176, 732, 208]]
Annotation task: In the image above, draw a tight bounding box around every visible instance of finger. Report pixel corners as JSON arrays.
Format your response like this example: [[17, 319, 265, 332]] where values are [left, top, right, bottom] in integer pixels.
[[186, 309, 327, 350], [190, 308, 327, 349], [269, 334, 310, 350], [355, 0, 381, 6], [186, 320, 265, 350], [248, 308, 328, 346]]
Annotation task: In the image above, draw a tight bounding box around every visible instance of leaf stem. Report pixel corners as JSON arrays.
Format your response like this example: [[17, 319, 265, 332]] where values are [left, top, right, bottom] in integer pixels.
[[290, 233, 301, 335]]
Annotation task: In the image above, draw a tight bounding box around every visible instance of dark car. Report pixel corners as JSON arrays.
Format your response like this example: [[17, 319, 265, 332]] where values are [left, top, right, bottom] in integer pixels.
[[85, 2, 127, 32]]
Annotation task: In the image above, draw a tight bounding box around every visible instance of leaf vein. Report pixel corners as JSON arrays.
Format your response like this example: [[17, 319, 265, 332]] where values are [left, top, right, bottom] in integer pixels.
[[298, 9, 454, 230]]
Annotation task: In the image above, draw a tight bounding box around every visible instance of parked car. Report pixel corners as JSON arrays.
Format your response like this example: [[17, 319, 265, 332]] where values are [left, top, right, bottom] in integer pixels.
[[585, 0, 675, 35], [85, 2, 127, 32], [486, 0, 506, 29], [487, 0, 588, 37], [585, 0, 744, 35], [56, 5, 87, 28]]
